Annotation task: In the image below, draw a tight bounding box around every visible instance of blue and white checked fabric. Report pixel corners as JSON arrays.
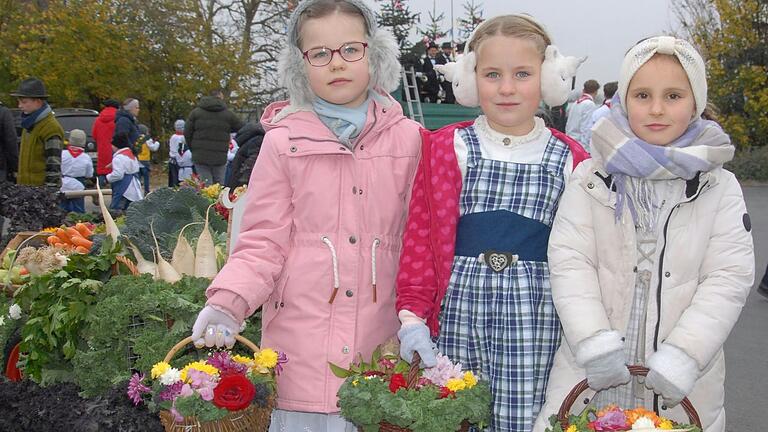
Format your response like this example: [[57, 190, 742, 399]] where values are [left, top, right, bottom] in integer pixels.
[[438, 126, 569, 431]]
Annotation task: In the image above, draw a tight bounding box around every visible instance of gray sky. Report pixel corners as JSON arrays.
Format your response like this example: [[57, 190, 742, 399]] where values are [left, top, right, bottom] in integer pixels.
[[387, 0, 679, 87]]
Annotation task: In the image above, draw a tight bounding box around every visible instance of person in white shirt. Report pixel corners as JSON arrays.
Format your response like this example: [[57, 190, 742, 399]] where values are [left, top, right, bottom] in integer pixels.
[[224, 133, 238, 185], [582, 81, 618, 147], [169, 121, 194, 182], [106, 146, 143, 211], [565, 79, 600, 147], [60, 129, 93, 213]]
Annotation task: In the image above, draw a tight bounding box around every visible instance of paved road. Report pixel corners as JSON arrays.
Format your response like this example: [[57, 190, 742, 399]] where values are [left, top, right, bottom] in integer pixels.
[[725, 185, 767, 431]]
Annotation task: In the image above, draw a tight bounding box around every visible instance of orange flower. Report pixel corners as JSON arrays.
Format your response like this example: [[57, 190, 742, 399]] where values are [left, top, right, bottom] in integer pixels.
[[626, 408, 660, 426]]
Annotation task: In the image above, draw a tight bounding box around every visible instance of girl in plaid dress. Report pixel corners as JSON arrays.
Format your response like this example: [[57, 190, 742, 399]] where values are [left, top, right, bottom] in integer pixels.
[[396, 15, 589, 431]]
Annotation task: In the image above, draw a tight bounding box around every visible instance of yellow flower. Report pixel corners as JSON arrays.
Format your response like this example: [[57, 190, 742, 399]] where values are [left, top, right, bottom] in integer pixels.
[[151, 361, 171, 379], [41, 226, 59, 233], [232, 354, 254, 367], [445, 378, 467, 392], [202, 184, 223, 199], [658, 419, 674, 430], [352, 379, 359, 387], [566, 426, 578, 432], [180, 361, 219, 382], [254, 348, 279, 369], [462, 371, 478, 389]]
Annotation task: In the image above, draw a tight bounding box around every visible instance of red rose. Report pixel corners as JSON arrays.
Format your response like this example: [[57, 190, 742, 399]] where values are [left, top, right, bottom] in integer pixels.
[[438, 386, 454, 399], [388, 373, 407, 393], [213, 374, 256, 411]]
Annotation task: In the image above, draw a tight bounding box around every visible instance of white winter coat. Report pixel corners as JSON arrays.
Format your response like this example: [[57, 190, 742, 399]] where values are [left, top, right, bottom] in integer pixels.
[[533, 158, 754, 432]]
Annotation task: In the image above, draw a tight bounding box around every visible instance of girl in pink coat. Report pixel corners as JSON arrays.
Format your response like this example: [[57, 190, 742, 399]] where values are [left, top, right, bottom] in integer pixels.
[[189, 1, 421, 431]]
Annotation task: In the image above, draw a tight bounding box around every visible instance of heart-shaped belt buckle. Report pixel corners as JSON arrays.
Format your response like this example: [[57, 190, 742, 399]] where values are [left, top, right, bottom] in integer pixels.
[[479, 250, 518, 273]]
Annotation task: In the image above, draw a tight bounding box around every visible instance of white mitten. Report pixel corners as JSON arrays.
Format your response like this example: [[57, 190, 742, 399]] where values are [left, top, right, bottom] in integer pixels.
[[576, 330, 631, 391], [645, 344, 699, 407], [540, 45, 587, 107], [191, 305, 241, 349], [398, 322, 437, 368]]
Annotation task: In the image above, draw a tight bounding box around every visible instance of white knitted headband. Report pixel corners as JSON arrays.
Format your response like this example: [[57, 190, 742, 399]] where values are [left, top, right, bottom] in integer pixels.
[[619, 36, 707, 118]]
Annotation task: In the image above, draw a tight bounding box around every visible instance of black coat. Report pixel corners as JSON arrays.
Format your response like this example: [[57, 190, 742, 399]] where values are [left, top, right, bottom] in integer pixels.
[[185, 96, 244, 166], [112, 109, 140, 151], [0, 104, 18, 177], [226, 122, 265, 189]]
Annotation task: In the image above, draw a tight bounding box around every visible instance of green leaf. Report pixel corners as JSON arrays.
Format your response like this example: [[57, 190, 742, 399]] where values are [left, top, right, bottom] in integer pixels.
[[329, 361, 353, 378]]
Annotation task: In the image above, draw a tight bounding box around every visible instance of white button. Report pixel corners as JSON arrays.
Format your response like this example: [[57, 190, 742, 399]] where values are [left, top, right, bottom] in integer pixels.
[[342, 346, 350, 354]]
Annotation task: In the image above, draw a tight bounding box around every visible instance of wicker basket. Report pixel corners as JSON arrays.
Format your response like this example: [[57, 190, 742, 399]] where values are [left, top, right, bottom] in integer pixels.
[[158, 335, 273, 432], [556, 365, 703, 429], [0, 231, 51, 296], [372, 352, 472, 432]]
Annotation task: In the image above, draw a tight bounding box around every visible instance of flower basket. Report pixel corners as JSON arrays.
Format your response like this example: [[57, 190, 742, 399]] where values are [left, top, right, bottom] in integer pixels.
[[0, 231, 51, 296], [129, 335, 281, 432], [548, 365, 702, 432], [333, 343, 491, 432]]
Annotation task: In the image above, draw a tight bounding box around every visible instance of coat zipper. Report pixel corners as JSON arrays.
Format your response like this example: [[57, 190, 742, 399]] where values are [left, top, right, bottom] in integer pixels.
[[651, 179, 708, 412]]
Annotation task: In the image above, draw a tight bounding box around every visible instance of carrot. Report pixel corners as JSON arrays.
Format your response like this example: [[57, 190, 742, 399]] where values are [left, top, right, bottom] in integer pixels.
[[47, 235, 61, 246], [74, 246, 89, 254], [66, 227, 83, 241], [75, 223, 93, 238], [70, 236, 93, 249], [56, 228, 71, 243]]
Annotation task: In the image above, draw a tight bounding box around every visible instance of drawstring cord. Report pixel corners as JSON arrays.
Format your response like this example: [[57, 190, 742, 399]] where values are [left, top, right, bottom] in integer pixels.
[[371, 238, 381, 303], [321, 236, 340, 304]]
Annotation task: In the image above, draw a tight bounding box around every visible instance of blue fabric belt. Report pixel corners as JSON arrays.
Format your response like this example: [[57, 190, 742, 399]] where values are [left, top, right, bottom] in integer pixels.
[[454, 210, 550, 262]]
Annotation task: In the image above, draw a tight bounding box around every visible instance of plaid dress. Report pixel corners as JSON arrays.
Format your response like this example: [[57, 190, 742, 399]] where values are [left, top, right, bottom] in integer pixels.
[[438, 125, 568, 431]]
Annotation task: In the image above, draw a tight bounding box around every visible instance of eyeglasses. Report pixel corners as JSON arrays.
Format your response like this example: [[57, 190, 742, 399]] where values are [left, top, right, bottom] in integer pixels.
[[302, 42, 368, 67]]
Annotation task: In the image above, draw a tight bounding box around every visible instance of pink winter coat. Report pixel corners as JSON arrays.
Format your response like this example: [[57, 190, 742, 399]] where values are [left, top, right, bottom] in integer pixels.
[[396, 122, 590, 336], [206, 94, 422, 413]]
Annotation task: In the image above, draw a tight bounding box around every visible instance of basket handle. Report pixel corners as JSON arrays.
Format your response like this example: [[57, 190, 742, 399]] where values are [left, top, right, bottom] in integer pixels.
[[406, 352, 422, 389], [557, 365, 702, 428], [163, 335, 260, 364]]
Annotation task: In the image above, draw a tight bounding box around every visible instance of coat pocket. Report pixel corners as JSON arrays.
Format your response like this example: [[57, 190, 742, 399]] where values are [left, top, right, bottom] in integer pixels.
[[262, 275, 289, 329]]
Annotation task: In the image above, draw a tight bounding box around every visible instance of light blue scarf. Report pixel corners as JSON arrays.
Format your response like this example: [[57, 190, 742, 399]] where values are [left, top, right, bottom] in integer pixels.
[[313, 95, 371, 149], [591, 94, 734, 231]]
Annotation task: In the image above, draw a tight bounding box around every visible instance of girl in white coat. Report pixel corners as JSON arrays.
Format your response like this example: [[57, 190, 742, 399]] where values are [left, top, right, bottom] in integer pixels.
[[535, 36, 754, 432]]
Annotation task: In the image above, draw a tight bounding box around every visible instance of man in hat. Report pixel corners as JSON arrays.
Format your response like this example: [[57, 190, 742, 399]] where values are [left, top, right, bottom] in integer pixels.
[[438, 42, 456, 103], [11, 77, 64, 188], [0, 100, 17, 182], [421, 42, 445, 103]]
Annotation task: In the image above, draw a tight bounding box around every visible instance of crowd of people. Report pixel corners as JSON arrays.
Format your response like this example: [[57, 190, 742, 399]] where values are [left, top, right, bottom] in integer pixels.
[[0, 82, 266, 214], [0, 1, 764, 432]]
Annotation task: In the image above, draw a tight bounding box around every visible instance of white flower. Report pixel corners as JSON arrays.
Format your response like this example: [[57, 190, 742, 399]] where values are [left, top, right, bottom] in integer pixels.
[[631, 416, 656, 430], [0, 315, 5, 326], [8, 304, 22, 320], [159, 368, 182, 385]]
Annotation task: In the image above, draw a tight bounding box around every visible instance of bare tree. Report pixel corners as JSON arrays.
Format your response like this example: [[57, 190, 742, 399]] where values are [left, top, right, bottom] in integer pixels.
[[670, 0, 720, 55]]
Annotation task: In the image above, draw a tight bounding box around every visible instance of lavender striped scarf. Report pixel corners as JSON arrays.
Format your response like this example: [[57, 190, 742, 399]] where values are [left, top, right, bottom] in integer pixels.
[[591, 96, 734, 230]]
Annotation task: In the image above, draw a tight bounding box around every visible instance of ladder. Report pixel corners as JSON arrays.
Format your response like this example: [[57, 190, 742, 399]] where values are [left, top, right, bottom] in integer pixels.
[[401, 66, 425, 126]]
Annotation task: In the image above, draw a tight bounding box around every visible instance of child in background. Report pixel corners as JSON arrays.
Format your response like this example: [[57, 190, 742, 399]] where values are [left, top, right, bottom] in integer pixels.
[[136, 124, 159, 194], [189, 1, 421, 431], [396, 15, 588, 432], [536, 36, 754, 432], [106, 142, 143, 210], [60, 129, 93, 213]]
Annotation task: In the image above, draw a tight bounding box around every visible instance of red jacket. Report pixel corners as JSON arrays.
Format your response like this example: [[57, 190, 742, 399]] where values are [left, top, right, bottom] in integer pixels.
[[395, 121, 590, 336], [92, 106, 117, 175]]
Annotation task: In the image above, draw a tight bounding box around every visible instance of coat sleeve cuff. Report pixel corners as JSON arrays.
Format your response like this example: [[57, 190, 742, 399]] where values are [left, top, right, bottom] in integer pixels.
[[398, 309, 427, 327], [647, 343, 699, 392], [575, 330, 624, 367], [206, 290, 250, 323]]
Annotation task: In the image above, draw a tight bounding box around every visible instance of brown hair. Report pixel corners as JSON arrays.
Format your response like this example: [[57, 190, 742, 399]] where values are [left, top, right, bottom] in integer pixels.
[[468, 15, 551, 59], [583, 79, 600, 94], [296, 0, 367, 48]]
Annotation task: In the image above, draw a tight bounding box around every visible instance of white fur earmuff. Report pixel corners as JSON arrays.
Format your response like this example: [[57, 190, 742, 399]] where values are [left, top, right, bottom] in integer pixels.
[[435, 16, 586, 108]]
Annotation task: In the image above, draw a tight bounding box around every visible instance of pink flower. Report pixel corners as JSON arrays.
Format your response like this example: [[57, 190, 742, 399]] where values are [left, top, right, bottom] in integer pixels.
[[159, 381, 183, 401], [170, 405, 184, 422], [126, 373, 151, 406], [179, 383, 194, 398], [591, 409, 630, 431], [422, 354, 463, 387]]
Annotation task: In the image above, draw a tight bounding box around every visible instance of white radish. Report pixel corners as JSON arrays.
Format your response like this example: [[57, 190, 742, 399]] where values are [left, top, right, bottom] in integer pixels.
[[151, 221, 181, 283], [194, 204, 218, 278], [171, 222, 201, 276], [127, 241, 158, 276], [96, 182, 120, 243]]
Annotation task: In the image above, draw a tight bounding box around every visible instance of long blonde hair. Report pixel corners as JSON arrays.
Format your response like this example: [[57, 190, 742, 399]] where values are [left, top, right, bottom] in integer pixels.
[[468, 15, 551, 59]]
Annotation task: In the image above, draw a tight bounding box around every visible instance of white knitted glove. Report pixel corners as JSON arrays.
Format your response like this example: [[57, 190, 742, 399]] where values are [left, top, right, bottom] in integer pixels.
[[398, 323, 437, 368], [576, 330, 631, 391], [191, 305, 240, 349], [646, 344, 699, 407]]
